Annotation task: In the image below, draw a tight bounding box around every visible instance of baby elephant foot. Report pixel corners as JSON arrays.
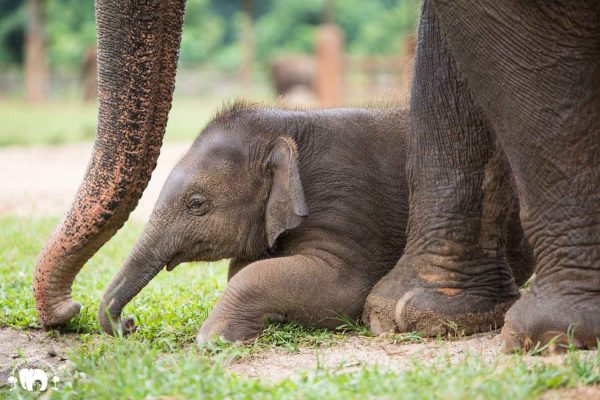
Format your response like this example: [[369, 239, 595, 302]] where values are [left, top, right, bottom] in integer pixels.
[[502, 290, 600, 354], [363, 254, 519, 336], [197, 313, 264, 345]]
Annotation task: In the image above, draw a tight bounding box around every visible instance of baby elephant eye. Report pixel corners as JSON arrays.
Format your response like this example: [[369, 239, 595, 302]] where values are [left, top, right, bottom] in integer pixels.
[[187, 194, 208, 215]]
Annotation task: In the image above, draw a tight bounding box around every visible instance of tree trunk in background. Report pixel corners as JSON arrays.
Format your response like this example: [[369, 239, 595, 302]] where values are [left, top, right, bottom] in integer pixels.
[[24, 0, 49, 103], [239, 0, 254, 94], [316, 24, 344, 107]]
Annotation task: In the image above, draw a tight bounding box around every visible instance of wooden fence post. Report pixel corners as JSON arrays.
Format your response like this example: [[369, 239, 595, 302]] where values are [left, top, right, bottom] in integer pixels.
[[315, 24, 343, 107], [24, 0, 49, 103]]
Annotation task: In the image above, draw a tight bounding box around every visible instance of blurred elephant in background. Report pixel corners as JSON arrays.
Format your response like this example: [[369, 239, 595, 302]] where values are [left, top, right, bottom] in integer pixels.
[[270, 55, 316, 97], [270, 55, 317, 106]]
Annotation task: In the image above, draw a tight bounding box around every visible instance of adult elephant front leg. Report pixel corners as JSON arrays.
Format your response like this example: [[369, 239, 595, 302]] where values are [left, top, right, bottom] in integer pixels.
[[199, 254, 368, 343], [33, 0, 185, 328], [431, 0, 600, 351], [363, 0, 519, 336]]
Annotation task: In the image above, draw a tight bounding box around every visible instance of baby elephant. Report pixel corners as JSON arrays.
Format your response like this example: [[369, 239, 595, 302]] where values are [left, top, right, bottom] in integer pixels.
[[98, 103, 409, 341], [98, 103, 529, 342]]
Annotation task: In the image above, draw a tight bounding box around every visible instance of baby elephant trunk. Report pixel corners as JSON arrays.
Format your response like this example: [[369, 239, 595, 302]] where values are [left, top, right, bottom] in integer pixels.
[[98, 237, 164, 335]]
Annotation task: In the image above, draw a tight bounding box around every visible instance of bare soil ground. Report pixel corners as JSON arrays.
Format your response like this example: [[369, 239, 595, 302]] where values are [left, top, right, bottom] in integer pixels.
[[540, 386, 600, 400], [0, 327, 81, 387], [2, 328, 508, 385], [229, 332, 506, 380], [227, 332, 598, 381], [0, 143, 190, 219]]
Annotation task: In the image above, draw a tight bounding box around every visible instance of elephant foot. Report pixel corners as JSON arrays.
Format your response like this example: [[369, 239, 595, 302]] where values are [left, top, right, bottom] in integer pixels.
[[502, 290, 600, 354], [197, 313, 264, 345], [363, 253, 519, 336], [39, 298, 81, 329]]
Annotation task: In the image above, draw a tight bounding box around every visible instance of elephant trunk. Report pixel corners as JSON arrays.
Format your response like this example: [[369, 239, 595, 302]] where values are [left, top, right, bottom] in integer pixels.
[[98, 237, 165, 336], [33, 0, 186, 328]]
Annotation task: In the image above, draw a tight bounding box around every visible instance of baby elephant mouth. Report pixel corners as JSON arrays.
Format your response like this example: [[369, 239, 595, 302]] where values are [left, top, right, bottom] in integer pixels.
[[166, 252, 186, 271], [165, 251, 212, 271], [165, 245, 217, 271]]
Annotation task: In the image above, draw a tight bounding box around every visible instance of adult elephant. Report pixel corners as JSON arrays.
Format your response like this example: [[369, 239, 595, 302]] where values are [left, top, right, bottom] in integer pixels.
[[364, 0, 599, 351]]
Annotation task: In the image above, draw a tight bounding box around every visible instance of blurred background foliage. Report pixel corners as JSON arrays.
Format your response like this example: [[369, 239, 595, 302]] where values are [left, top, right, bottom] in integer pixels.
[[0, 0, 419, 71], [0, 0, 419, 146]]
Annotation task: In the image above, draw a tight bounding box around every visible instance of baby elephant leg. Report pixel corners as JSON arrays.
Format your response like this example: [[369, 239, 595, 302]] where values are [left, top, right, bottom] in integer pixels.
[[198, 254, 366, 343]]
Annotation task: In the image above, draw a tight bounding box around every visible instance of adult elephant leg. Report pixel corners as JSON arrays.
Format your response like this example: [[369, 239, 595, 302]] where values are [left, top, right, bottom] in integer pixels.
[[33, 0, 185, 328], [363, 0, 519, 336], [432, 0, 600, 351]]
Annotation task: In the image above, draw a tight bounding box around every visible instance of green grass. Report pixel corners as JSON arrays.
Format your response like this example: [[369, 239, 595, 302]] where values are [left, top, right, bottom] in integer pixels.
[[60, 343, 600, 399], [1, 215, 599, 399], [1, 215, 252, 348], [0, 97, 226, 147]]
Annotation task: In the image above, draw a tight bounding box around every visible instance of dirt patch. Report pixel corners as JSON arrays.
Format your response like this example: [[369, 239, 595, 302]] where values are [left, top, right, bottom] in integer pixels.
[[540, 386, 600, 400], [227, 332, 503, 380], [0, 143, 190, 220], [0, 327, 82, 387], [226, 331, 592, 381]]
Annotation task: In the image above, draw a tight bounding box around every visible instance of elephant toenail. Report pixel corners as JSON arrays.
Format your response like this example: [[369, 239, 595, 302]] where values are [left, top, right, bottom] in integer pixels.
[[394, 289, 421, 331], [437, 288, 462, 296]]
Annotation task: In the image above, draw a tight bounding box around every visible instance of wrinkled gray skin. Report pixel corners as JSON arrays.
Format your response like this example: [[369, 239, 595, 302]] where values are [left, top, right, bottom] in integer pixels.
[[98, 104, 412, 341]]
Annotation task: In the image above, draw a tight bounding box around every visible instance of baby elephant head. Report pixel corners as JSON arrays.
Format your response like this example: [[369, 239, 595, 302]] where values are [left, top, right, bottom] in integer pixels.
[[98, 123, 308, 335]]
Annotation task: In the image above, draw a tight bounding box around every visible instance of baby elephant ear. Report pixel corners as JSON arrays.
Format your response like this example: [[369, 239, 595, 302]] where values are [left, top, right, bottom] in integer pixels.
[[266, 137, 309, 248]]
